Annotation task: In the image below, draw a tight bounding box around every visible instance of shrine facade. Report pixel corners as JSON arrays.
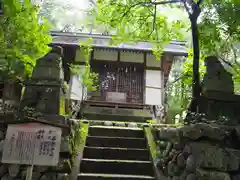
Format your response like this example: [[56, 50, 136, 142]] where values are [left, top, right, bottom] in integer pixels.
[[51, 31, 188, 122]]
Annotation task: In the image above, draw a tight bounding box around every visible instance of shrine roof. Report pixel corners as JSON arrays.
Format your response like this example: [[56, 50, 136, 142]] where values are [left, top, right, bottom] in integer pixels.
[[51, 31, 189, 56]]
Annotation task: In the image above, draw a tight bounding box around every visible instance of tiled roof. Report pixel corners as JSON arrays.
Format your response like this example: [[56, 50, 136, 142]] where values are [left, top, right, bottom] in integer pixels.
[[51, 31, 188, 56]]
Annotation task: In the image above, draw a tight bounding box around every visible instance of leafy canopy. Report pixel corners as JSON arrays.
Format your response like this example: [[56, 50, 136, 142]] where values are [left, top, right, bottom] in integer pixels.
[[70, 38, 99, 94], [0, 0, 52, 81], [93, 0, 186, 59], [92, 0, 240, 122]]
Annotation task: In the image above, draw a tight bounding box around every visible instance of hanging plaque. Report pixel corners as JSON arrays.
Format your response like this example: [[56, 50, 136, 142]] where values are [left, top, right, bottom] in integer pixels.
[[106, 92, 126, 103]]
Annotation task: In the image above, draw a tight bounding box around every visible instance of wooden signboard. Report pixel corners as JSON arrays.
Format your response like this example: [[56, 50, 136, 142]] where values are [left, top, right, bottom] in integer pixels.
[[2, 123, 62, 166]]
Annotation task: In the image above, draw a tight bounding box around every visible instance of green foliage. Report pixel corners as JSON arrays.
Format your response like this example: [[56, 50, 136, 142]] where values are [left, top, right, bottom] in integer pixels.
[[69, 121, 89, 164], [0, 0, 52, 81], [89, 0, 240, 123], [93, 0, 186, 59], [144, 126, 157, 160], [69, 38, 98, 94]]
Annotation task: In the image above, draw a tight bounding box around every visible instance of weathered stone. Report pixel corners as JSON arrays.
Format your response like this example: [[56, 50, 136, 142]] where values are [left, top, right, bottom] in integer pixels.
[[179, 123, 228, 141], [0, 140, 4, 152], [0, 131, 4, 140], [235, 126, 240, 140], [158, 127, 179, 141], [172, 176, 180, 180], [180, 171, 188, 180], [40, 173, 57, 180], [128, 122, 138, 128], [60, 138, 70, 152], [115, 122, 125, 127], [20, 45, 66, 117], [185, 155, 196, 172], [165, 142, 173, 156], [162, 150, 168, 157], [8, 164, 20, 177], [158, 141, 168, 149], [20, 170, 26, 178], [186, 173, 197, 180], [0, 164, 7, 177], [196, 169, 230, 180], [32, 46, 64, 80], [225, 148, 240, 161], [186, 142, 239, 171], [1, 174, 13, 180], [167, 162, 175, 176], [167, 162, 180, 176], [141, 123, 150, 128], [32, 171, 42, 180], [169, 149, 177, 159], [88, 121, 94, 126], [177, 153, 186, 168], [232, 174, 240, 180], [57, 173, 68, 180], [183, 144, 192, 155], [35, 166, 49, 173], [104, 121, 113, 126], [173, 142, 184, 150], [202, 56, 234, 93]]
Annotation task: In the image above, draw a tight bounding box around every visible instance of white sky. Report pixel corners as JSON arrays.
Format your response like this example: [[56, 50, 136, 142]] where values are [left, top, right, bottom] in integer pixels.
[[37, 0, 190, 37]]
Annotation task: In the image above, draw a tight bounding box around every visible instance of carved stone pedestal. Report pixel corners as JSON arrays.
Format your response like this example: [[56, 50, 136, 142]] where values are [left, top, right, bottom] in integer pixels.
[[19, 46, 67, 124]]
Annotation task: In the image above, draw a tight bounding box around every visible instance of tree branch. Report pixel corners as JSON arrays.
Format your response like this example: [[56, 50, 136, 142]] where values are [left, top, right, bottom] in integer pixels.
[[124, 0, 182, 8], [153, 0, 182, 5], [219, 56, 240, 74], [197, 0, 203, 6]]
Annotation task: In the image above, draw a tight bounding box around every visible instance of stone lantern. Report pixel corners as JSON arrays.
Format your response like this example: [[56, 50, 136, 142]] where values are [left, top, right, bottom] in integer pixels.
[[20, 46, 67, 123]]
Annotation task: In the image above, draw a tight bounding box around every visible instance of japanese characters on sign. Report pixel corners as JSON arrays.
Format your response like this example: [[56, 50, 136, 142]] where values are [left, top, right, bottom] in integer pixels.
[[2, 123, 62, 166]]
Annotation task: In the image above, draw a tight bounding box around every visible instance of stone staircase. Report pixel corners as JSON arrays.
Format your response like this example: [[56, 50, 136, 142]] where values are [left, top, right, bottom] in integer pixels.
[[78, 125, 156, 180]]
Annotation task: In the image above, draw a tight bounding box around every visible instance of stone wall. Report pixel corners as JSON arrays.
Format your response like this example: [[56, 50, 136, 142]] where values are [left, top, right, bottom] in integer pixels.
[[152, 123, 240, 180]]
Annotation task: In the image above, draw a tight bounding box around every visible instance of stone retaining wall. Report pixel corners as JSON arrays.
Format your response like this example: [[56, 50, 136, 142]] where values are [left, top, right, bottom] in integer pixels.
[[153, 123, 240, 180]]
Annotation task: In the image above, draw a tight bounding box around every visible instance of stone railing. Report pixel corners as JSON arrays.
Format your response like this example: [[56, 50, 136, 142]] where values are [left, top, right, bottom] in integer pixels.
[[151, 123, 240, 180]]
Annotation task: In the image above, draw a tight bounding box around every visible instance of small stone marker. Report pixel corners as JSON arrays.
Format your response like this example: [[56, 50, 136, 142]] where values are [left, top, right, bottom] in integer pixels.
[[202, 56, 234, 93], [2, 123, 62, 166]]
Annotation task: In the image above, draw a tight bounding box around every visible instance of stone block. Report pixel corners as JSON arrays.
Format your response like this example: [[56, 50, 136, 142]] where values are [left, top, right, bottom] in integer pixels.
[[157, 123, 229, 142], [158, 127, 179, 141], [128, 122, 138, 128], [185, 142, 239, 171], [115, 122, 126, 127], [104, 121, 113, 126], [179, 123, 228, 141], [196, 169, 230, 180]]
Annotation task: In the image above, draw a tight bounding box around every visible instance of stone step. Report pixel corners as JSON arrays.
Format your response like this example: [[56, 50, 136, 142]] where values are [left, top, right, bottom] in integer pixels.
[[86, 136, 146, 149], [80, 159, 154, 176], [78, 173, 155, 180], [83, 146, 150, 161], [83, 113, 150, 123], [88, 126, 144, 138]]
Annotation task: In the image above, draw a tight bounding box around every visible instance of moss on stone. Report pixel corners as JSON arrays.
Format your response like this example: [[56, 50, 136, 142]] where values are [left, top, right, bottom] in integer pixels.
[[144, 126, 158, 160]]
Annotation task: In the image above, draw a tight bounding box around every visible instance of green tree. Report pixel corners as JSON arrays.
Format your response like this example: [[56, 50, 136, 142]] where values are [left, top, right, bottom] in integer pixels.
[[69, 39, 99, 118], [0, 0, 52, 81], [93, 0, 186, 59], [91, 0, 240, 122]]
